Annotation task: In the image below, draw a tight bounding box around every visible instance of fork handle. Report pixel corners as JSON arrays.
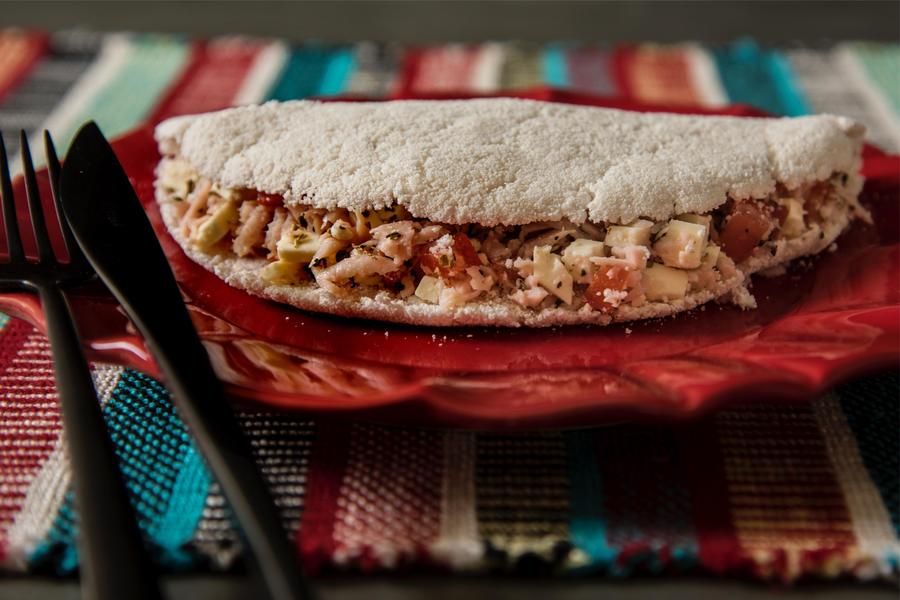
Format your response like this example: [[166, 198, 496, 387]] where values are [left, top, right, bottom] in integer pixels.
[[39, 286, 162, 600]]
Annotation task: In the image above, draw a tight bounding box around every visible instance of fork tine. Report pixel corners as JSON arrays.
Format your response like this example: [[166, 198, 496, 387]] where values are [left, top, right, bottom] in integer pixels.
[[20, 131, 54, 264], [0, 131, 24, 262], [44, 131, 85, 266]]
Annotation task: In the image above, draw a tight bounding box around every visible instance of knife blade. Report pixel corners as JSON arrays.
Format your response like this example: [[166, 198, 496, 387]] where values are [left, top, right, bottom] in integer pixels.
[[60, 121, 312, 600]]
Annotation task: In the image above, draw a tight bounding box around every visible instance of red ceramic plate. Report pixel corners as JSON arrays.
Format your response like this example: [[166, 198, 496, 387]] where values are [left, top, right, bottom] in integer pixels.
[[1, 92, 898, 429]]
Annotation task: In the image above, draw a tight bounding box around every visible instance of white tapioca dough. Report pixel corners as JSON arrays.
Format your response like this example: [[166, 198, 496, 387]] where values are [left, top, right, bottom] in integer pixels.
[[153, 99, 866, 327]]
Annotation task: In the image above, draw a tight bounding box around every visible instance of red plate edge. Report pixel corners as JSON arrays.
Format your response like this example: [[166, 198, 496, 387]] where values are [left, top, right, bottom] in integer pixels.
[[0, 91, 897, 429]]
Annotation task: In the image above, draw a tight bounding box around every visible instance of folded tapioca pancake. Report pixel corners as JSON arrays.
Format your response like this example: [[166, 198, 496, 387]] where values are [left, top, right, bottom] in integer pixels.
[[154, 99, 867, 327]]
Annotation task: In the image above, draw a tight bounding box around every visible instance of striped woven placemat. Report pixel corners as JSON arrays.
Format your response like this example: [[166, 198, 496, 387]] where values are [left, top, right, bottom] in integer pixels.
[[0, 31, 897, 582]]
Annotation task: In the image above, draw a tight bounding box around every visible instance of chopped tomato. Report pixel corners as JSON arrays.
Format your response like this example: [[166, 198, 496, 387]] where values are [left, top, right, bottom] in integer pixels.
[[803, 182, 828, 217], [414, 234, 481, 279], [414, 246, 440, 276], [585, 266, 630, 312], [232, 187, 257, 201], [256, 191, 284, 208], [382, 268, 406, 286], [719, 202, 772, 263], [451, 233, 481, 268]]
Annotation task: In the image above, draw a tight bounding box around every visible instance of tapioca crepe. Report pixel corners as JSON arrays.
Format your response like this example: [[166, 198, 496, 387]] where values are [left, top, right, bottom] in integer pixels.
[[154, 99, 867, 327]]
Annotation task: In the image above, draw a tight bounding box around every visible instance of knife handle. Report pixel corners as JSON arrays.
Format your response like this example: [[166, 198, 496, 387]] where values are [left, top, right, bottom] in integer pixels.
[[41, 286, 162, 600]]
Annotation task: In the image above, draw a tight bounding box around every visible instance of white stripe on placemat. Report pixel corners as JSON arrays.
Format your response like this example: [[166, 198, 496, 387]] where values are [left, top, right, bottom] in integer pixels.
[[812, 393, 900, 579], [91, 364, 124, 403], [5, 365, 123, 570], [686, 45, 728, 107], [189, 413, 315, 570], [37, 34, 132, 149], [343, 42, 401, 97], [471, 43, 505, 93], [431, 432, 482, 569], [232, 40, 289, 105], [788, 48, 900, 153], [835, 45, 900, 152]]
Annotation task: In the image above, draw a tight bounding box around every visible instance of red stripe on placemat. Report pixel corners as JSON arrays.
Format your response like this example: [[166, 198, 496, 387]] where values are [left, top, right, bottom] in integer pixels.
[[676, 417, 745, 575], [398, 45, 481, 96], [612, 45, 701, 105], [609, 46, 634, 99], [0, 320, 62, 562], [330, 426, 443, 570], [149, 38, 263, 123], [392, 47, 423, 98], [296, 421, 352, 572], [0, 29, 48, 104]]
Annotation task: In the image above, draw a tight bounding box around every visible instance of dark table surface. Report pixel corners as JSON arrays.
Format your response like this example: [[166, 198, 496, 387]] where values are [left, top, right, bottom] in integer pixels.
[[2, 575, 897, 600], [3, 0, 899, 45], [2, 1, 898, 598]]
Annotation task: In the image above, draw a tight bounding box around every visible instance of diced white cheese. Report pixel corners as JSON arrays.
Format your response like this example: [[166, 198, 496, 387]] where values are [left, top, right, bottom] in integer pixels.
[[562, 239, 605, 282], [643, 263, 689, 301], [329, 220, 354, 241], [701, 244, 721, 270], [652, 219, 709, 269], [676, 213, 712, 228], [277, 224, 321, 263], [261, 260, 302, 285], [781, 198, 806, 238], [194, 201, 238, 249], [564, 239, 606, 261], [533, 245, 574, 304], [415, 276, 441, 304], [210, 182, 238, 202], [605, 222, 652, 247], [159, 159, 199, 197]]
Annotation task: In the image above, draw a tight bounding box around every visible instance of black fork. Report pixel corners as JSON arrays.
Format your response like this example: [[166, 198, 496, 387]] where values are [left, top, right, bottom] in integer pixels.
[[0, 131, 161, 600]]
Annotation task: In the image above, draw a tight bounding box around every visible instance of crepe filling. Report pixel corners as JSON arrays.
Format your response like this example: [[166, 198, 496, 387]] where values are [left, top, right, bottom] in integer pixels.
[[158, 157, 863, 315]]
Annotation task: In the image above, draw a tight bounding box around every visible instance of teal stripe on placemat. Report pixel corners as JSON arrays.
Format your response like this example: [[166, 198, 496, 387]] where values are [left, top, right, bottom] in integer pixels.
[[542, 44, 569, 87], [319, 47, 356, 96], [266, 45, 355, 100], [837, 372, 900, 537], [53, 34, 190, 154], [151, 445, 210, 562], [0, 313, 9, 331], [29, 490, 78, 574], [849, 43, 900, 115], [768, 51, 810, 116], [565, 430, 616, 572], [713, 39, 811, 116], [29, 369, 211, 573]]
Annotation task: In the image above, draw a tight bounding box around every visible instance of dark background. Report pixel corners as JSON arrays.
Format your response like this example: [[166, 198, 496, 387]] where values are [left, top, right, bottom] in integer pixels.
[[2, 1, 899, 45]]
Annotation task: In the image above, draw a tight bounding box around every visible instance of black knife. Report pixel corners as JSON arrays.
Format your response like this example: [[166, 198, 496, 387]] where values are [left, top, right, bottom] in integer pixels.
[[60, 121, 312, 600]]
